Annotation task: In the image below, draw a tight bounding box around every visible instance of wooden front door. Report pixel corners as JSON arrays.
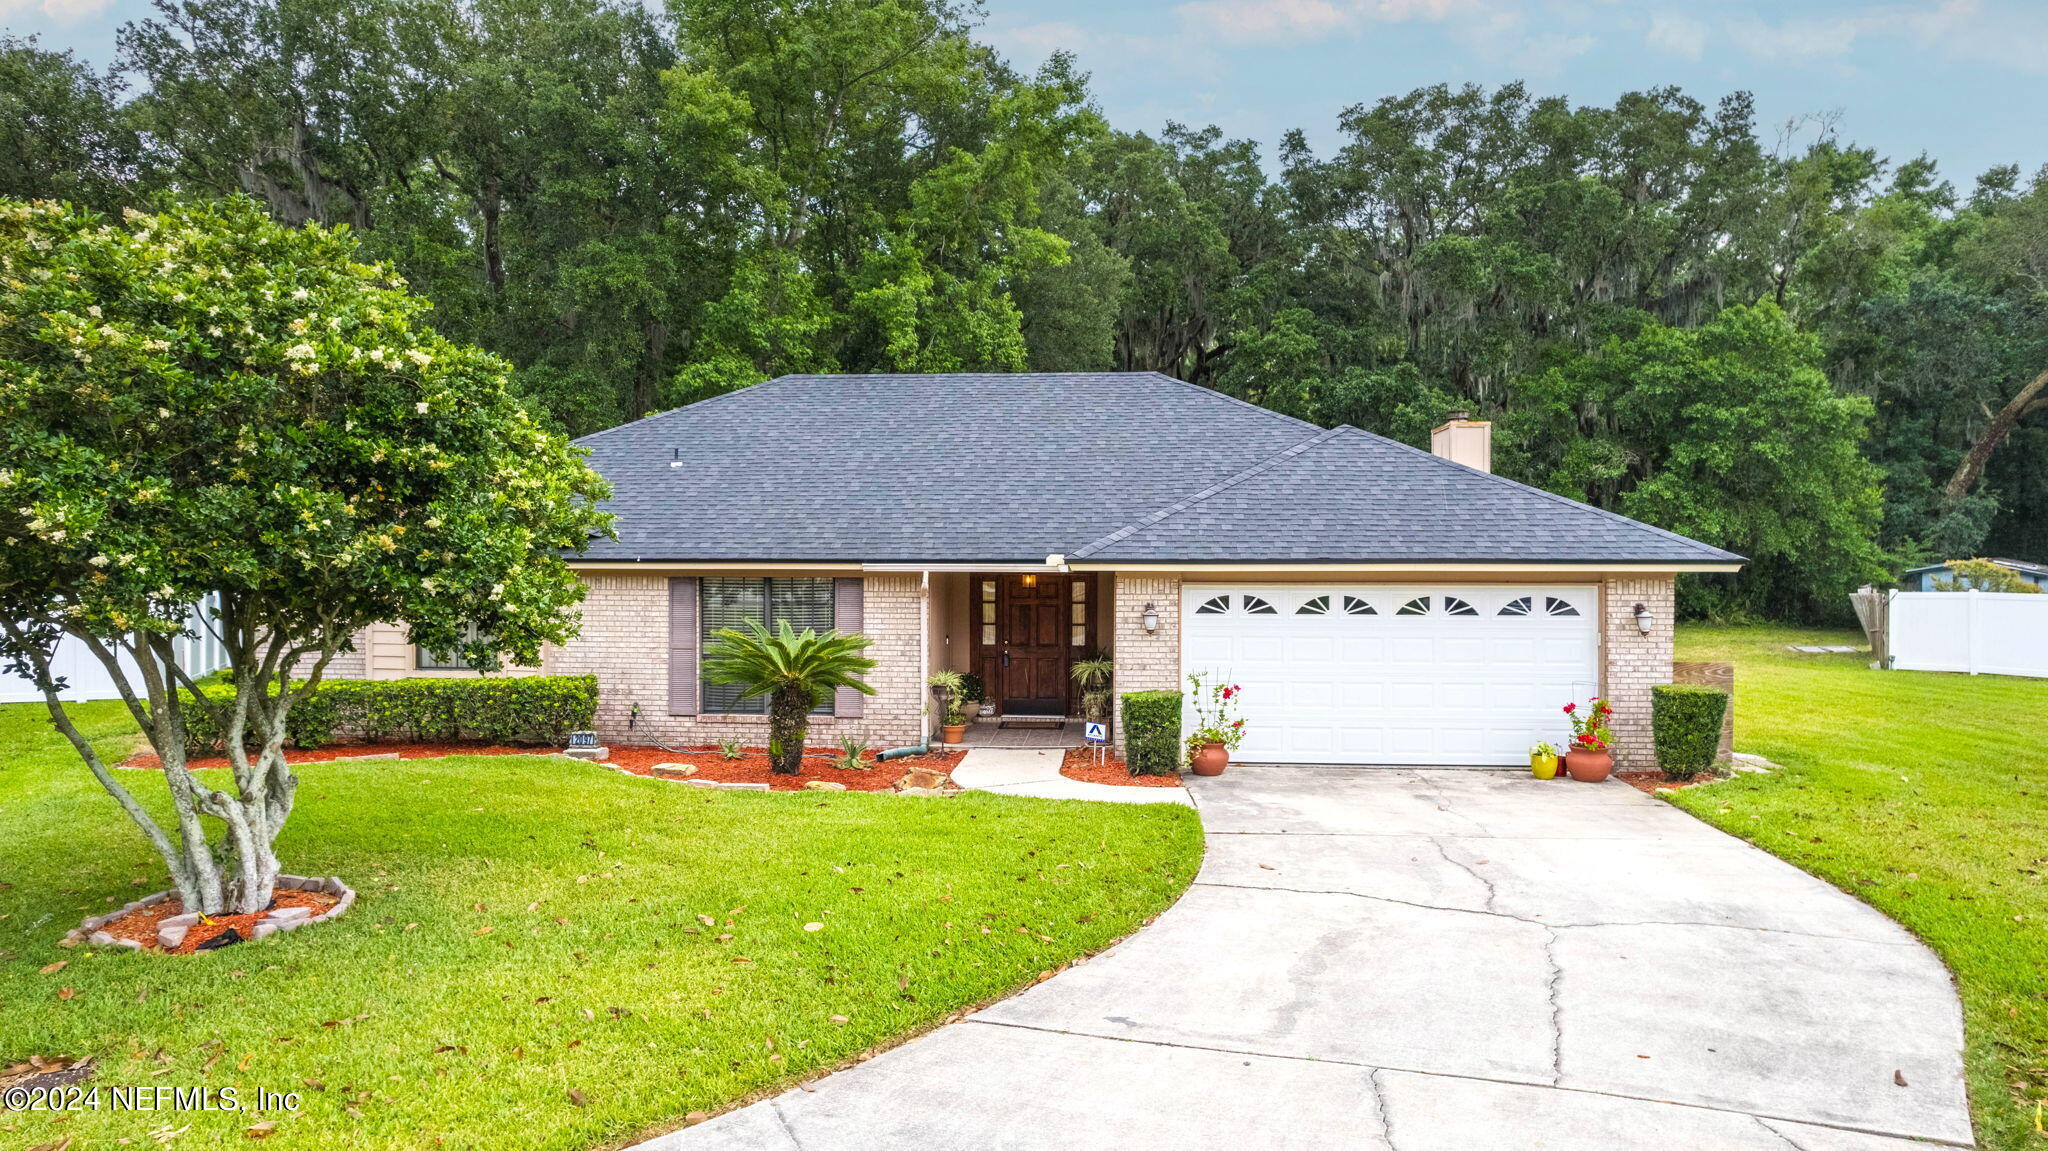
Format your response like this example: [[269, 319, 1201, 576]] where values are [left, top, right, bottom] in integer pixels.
[[998, 574, 1071, 715]]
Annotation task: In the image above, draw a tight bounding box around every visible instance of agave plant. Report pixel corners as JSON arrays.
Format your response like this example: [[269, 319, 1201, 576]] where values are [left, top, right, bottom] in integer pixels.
[[703, 620, 876, 774]]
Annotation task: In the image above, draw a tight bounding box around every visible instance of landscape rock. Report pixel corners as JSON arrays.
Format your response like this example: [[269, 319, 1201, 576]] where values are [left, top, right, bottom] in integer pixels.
[[249, 922, 278, 941], [652, 762, 699, 776], [87, 931, 116, 948], [157, 924, 190, 950], [264, 906, 313, 924], [110, 937, 143, 952], [896, 768, 951, 791], [895, 787, 951, 798], [159, 912, 200, 929], [562, 745, 611, 762], [803, 781, 847, 791], [719, 782, 771, 792]]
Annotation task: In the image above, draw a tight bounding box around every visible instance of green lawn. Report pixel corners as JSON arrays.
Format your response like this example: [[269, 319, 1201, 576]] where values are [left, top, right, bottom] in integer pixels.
[[1669, 624, 2048, 1150], [0, 701, 1203, 1149]]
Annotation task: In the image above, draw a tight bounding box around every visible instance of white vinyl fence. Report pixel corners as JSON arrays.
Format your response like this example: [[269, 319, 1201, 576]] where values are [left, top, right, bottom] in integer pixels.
[[1888, 589, 2048, 678], [1, 594, 231, 704]]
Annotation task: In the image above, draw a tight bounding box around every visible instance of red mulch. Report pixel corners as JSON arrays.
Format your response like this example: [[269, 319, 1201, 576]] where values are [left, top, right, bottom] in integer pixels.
[[1616, 770, 1722, 795], [96, 888, 340, 955], [1059, 746, 1185, 788], [603, 745, 964, 791], [119, 740, 963, 793]]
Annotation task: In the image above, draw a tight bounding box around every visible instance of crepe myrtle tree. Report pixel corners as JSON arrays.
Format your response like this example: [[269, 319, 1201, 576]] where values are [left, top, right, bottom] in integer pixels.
[[0, 196, 612, 915]]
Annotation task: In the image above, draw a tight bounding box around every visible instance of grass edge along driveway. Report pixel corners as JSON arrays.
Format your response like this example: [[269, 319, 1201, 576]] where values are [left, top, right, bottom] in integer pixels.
[[1668, 624, 2048, 1151], [0, 700, 1204, 1150]]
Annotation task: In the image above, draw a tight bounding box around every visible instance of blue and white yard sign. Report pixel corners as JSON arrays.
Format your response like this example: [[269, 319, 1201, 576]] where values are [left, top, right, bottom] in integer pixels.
[[1084, 721, 1108, 742]]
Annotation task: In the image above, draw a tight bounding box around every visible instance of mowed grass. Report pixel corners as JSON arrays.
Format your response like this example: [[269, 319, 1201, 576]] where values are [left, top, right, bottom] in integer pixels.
[[1668, 624, 2048, 1149], [0, 701, 1203, 1149]]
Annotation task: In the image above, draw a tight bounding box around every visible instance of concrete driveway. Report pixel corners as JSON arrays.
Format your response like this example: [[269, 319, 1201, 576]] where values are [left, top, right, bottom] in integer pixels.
[[645, 768, 1974, 1151]]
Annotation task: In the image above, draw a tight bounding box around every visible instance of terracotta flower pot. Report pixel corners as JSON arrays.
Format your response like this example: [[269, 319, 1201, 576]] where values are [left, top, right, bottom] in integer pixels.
[[1190, 742, 1229, 777], [941, 724, 966, 745], [1564, 748, 1613, 782]]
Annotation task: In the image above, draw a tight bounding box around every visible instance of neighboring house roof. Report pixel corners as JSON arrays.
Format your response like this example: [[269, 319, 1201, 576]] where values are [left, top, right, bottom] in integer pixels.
[[571, 372, 1743, 567], [1903, 558, 2048, 577]]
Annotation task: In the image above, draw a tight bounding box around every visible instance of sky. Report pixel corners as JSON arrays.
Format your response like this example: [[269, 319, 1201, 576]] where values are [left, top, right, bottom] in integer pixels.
[[6, 0, 2045, 189]]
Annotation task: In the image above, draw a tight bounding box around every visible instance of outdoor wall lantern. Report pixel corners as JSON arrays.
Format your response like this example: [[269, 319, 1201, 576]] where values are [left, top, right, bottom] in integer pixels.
[[1142, 602, 1160, 633], [1633, 602, 1655, 635], [1021, 573, 1037, 587]]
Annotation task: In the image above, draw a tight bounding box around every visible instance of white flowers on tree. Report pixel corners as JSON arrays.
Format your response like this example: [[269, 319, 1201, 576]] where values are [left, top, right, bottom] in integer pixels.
[[0, 196, 615, 916]]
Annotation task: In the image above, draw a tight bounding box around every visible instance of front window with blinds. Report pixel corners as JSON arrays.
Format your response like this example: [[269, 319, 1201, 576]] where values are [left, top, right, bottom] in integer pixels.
[[700, 577, 836, 715], [417, 621, 488, 670]]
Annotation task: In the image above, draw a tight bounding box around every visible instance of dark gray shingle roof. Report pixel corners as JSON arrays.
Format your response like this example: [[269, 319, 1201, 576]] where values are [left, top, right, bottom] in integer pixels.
[[572, 372, 1740, 566]]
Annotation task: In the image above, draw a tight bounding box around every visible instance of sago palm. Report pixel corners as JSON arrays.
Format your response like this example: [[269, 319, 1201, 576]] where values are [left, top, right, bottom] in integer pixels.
[[702, 620, 877, 774]]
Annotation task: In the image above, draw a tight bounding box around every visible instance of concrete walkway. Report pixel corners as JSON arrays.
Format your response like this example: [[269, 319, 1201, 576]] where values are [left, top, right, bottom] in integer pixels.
[[641, 767, 1973, 1151], [948, 747, 1193, 805]]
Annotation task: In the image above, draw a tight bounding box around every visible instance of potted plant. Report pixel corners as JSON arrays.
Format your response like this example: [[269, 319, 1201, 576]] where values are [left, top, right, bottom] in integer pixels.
[[961, 672, 994, 718], [1183, 672, 1245, 776], [1070, 656, 1114, 725], [1561, 697, 1615, 782], [928, 671, 969, 744], [1529, 741, 1559, 780]]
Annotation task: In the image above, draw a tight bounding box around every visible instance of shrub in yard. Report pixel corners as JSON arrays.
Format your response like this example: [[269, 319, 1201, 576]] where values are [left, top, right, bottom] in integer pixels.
[[1651, 684, 1730, 780], [179, 676, 599, 752], [1121, 690, 1183, 776]]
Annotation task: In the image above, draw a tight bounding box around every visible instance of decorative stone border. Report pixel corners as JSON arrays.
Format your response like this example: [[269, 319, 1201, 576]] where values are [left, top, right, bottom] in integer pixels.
[[64, 875, 357, 953], [589, 757, 961, 797]]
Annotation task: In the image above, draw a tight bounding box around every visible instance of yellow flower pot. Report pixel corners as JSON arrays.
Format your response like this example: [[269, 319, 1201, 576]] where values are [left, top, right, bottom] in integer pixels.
[[1530, 752, 1559, 780]]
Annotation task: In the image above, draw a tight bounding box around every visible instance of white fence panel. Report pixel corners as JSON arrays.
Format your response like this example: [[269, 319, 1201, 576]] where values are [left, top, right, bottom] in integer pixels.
[[1, 594, 231, 704], [1889, 590, 2048, 678]]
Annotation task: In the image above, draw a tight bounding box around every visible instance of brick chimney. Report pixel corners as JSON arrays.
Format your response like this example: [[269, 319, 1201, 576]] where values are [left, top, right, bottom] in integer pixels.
[[1430, 410, 1492, 473]]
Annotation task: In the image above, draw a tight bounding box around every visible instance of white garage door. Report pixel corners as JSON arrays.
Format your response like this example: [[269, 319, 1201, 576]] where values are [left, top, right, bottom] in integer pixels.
[[1181, 584, 1599, 766]]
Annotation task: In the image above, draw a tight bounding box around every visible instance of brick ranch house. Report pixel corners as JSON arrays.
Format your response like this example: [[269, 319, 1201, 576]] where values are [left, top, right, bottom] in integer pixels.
[[318, 372, 1743, 769]]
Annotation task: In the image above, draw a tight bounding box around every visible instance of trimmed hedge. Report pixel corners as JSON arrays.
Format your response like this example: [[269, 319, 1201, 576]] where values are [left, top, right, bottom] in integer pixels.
[[1651, 683, 1729, 780], [180, 675, 599, 753], [1121, 689, 1183, 777]]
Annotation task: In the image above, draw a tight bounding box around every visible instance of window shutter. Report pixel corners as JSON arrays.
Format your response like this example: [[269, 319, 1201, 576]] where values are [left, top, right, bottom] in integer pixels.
[[668, 577, 699, 716], [833, 577, 865, 719]]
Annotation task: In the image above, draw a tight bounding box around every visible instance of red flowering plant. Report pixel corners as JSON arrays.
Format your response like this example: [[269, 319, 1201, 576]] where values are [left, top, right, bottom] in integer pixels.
[[1185, 671, 1247, 764], [1563, 697, 1614, 752]]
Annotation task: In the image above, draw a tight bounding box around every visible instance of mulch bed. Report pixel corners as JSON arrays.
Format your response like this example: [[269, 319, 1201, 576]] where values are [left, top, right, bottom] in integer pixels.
[[603, 745, 963, 791], [1059, 746, 1184, 788], [1615, 770, 1723, 795], [118, 741, 964, 793], [94, 888, 341, 955]]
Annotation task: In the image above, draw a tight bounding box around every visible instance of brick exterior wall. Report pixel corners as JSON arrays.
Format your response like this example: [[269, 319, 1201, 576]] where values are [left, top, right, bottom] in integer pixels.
[[1110, 574, 1182, 754], [1602, 574, 1676, 770], [547, 572, 924, 750]]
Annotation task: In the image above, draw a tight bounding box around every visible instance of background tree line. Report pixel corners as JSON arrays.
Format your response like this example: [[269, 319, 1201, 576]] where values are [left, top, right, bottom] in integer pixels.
[[3, 0, 2044, 620]]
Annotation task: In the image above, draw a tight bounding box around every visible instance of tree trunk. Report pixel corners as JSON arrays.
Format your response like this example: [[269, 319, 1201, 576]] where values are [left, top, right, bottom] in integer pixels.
[[767, 686, 812, 775], [1944, 367, 2048, 501]]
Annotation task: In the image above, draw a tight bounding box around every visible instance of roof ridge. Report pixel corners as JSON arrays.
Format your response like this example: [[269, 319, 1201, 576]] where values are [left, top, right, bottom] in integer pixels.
[[1134, 371, 1324, 434], [1315, 425, 1744, 561], [1070, 426, 1349, 559], [570, 374, 807, 446]]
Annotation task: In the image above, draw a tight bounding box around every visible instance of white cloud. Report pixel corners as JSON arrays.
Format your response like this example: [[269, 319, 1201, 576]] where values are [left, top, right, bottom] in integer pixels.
[[1724, 0, 2047, 77], [1171, 0, 1492, 46], [0, 0, 112, 21], [1644, 11, 1708, 60]]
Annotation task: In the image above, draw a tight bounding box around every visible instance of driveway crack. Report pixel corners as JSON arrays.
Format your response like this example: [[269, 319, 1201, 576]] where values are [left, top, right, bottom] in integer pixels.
[[1754, 1116, 1809, 1150], [768, 1098, 806, 1150], [1368, 1067, 1400, 1150], [1540, 925, 1565, 1087], [1429, 836, 1500, 913]]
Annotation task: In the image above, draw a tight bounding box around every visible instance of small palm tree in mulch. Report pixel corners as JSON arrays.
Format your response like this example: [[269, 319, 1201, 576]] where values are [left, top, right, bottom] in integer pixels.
[[703, 620, 877, 774]]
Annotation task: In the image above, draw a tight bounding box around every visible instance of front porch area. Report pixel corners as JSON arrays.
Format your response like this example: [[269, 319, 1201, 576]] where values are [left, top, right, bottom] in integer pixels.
[[950, 716, 1085, 749]]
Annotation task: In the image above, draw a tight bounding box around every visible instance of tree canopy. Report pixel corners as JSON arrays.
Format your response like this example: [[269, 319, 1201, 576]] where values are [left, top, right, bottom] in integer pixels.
[[3, 4, 2045, 619], [0, 195, 610, 912]]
